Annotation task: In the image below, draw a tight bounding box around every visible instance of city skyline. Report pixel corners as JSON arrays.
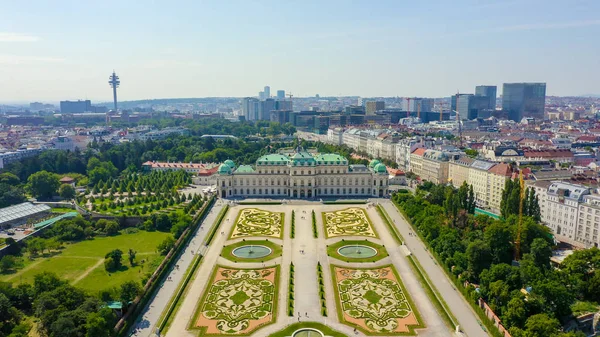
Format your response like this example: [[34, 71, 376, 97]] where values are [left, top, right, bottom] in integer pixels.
[[1, 0, 599, 102]]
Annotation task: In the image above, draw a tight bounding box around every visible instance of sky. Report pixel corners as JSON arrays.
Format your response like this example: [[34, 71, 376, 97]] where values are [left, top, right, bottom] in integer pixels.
[[1, 0, 599, 103]]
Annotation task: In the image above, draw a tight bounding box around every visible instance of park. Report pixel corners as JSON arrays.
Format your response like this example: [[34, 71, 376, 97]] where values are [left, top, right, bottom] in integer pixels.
[[163, 203, 451, 337]]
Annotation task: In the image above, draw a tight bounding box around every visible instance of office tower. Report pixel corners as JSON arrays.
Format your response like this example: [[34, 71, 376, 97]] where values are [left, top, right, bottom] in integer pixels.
[[259, 99, 276, 120], [275, 100, 292, 111], [264, 86, 271, 99], [451, 94, 490, 120], [108, 71, 120, 111], [502, 83, 546, 121], [241, 97, 260, 121], [258, 91, 265, 100], [60, 100, 92, 113], [403, 98, 434, 112], [357, 97, 363, 106], [475, 85, 497, 109], [277, 90, 285, 99], [365, 101, 385, 115]]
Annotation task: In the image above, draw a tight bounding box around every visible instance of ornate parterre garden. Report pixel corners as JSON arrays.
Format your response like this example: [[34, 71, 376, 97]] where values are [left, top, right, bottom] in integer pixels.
[[229, 208, 284, 239], [191, 265, 279, 336], [179, 206, 429, 337], [331, 265, 423, 336], [322, 207, 378, 238]]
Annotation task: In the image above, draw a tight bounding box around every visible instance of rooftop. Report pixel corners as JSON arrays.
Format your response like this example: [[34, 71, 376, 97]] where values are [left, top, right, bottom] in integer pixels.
[[0, 202, 51, 226]]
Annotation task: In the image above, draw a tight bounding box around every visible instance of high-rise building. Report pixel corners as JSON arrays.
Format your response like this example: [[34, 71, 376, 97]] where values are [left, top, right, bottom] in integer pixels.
[[60, 100, 93, 113], [241, 97, 260, 121], [365, 101, 385, 115], [264, 86, 271, 99], [258, 91, 265, 100], [475, 85, 497, 109], [277, 90, 285, 99], [403, 98, 433, 113], [502, 83, 546, 121], [451, 94, 491, 120]]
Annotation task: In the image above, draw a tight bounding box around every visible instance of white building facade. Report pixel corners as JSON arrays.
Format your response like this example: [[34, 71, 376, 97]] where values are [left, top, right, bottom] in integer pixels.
[[216, 150, 389, 199]]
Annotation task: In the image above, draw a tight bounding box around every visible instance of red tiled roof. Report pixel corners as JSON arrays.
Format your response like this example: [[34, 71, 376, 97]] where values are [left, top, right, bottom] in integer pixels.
[[523, 149, 574, 158], [412, 148, 426, 156], [488, 163, 512, 176]]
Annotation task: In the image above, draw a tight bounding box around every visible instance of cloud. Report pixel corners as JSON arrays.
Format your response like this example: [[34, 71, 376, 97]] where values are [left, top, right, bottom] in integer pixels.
[[0, 55, 65, 65], [0, 33, 40, 42], [497, 20, 600, 32]]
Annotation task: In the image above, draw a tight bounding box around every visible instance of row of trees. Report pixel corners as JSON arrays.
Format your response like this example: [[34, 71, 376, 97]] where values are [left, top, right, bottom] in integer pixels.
[[90, 170, 190, 196], [394, 184, 595, 337], [500, 178, 541, 222]]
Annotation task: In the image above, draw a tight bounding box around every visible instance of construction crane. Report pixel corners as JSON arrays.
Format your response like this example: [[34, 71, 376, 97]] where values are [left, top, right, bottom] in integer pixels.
[[439, 105, 444, 121], [455, 92, 463, 148], [286, 92, 293, 101], [417, 102, 421, 121], [515, 171, 525, 261]]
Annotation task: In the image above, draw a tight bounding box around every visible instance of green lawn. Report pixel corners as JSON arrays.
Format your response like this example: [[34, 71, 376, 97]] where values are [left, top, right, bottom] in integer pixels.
[[0, 230, 170, 292]]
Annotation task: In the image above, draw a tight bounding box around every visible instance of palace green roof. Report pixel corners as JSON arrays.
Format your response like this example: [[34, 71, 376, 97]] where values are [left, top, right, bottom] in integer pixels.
[[256, 154, 290, 165], [291, 151, 316, 166], [314, 153, 347, 165], [235, 165, 255, 173], [218, 163, 232, 174], [224, 159, 236, 168], [369, 159, 381, 168], [374, 163, 388, 173]]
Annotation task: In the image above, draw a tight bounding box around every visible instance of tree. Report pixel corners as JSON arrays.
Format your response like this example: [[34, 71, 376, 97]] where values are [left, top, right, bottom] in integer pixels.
[[27, 237, 46, 256], [484, 223, 513, 265], [0, 255, 17, 273], [33, 272, 65, 295], [104, 249, 123, 271], [85, 308, 115, 337], [466, 240, 492, 281], [503, 296, 527, 329], [0, 183, 26, 208], [529, 238, 552, 269], [128, 248, 136, 266], [59, 183, 76, 199], [157, 236, 175, 255], [120, 280, 142, 307], [522, 313, 560, 337], [0, 172, 20, 185], [27, 170, 60, 199], [526, 188, 541, 222], [104, 221, 120, 236]]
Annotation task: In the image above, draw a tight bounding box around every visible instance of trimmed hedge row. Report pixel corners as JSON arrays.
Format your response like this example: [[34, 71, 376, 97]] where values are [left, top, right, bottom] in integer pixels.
[[115, 196, 215, 336], [317, 262, 327, 316], [287, 263, 295, 316], [311, 210, 318, 238], [290, 210, 295, 239]]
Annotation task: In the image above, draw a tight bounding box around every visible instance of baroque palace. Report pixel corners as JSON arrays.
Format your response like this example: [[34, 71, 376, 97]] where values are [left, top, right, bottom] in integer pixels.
[[216, 148, 389, 199]]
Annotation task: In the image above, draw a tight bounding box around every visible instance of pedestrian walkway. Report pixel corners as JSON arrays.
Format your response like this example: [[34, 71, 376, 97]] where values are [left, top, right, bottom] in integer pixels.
[[128, 201, 224, 337]]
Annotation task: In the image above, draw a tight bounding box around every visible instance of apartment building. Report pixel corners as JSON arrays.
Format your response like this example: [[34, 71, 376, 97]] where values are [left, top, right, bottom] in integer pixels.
[[530, 180, 599, 248], [411, 149, 457, 184], [448, 158, 512, 211]]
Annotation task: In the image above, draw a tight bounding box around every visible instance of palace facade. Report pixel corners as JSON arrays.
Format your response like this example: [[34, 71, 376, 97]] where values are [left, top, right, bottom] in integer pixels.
[[216, 149, 389, 199]]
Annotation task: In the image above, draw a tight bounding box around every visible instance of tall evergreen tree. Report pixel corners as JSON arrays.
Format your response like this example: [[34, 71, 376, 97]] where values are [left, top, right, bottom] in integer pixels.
[[468, 184, 476, 214]]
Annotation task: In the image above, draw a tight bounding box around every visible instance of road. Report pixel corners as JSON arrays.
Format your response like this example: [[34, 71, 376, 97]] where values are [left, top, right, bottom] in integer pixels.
[[128, 201, 224, 337], [381, 200, 489, 337]]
